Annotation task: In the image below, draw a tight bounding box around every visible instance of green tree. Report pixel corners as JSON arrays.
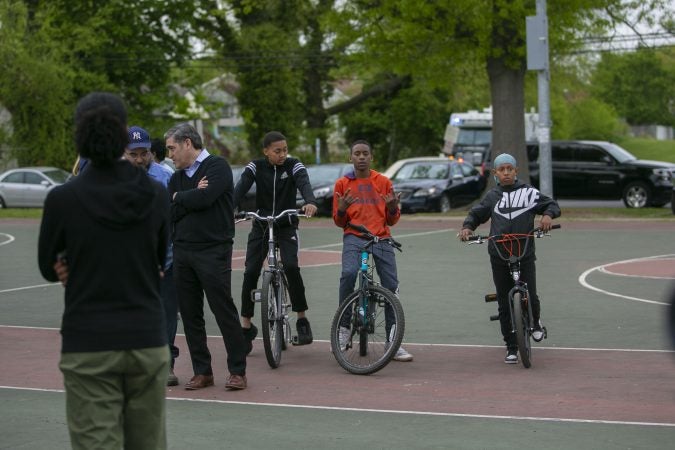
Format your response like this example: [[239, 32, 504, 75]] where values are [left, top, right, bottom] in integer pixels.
[[327, 0, 673, 182], [592, 48, 675, 126], [339, 78, 451, 169], [0, 0, 196, 168]]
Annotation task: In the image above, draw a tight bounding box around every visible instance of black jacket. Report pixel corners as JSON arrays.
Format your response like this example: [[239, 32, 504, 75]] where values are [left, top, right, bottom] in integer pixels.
[[169, 154, 235, 248], [463, 181, 561, 259], [38, 160, 169, 353], [233, 157, 316, 225]]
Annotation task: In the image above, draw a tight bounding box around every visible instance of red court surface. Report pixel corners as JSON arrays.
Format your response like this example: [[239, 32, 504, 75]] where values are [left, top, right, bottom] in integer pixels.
[[3, 326, 674, 426]]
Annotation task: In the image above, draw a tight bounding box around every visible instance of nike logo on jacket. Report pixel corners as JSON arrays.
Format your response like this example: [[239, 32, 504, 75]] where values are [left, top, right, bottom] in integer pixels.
[[494, 187, 540, 219]]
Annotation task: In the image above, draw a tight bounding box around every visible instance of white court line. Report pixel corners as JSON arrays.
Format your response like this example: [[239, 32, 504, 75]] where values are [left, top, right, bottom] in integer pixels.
[[578, 254, 674, 306], [1, 325, 672, 353], [0, 283, 59, 294], [598, 266, 675, 280], [0, 385, 673, 428], [0, 232, 15, 247]]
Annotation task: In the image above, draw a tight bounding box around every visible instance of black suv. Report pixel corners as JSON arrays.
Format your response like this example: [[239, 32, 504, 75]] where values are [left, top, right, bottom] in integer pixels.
[[524, 141, 674, 208]]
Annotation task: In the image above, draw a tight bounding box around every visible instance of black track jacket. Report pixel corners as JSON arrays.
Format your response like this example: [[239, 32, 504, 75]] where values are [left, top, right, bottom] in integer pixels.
[[233, 157, 316, 225]]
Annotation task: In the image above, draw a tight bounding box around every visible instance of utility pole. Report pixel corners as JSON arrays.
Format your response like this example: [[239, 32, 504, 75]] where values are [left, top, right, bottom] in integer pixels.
[[526, 0, 553, 197]]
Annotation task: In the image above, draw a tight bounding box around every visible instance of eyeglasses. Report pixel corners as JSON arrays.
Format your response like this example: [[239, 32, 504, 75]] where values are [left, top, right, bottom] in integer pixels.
[[124, 150, 150, 160]]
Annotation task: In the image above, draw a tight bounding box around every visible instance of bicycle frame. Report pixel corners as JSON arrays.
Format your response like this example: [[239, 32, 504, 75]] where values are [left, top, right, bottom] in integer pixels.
[[505, 258, 533, 335], [236, 209, 305, 345], [467, 225, 560, 366], [348, 223, 401, 335]]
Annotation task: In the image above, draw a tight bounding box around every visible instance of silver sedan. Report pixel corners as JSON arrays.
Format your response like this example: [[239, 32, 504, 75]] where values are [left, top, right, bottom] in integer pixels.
[[0, 166, 70, 208]]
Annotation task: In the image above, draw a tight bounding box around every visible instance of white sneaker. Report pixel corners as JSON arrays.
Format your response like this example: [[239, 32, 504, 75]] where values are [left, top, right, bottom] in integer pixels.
[[387, 324, 413, 361], [505, 348, 518, 364], [338, 326, 351, 351], [532, 320, 545, 342], [393, 346, 413, 362]]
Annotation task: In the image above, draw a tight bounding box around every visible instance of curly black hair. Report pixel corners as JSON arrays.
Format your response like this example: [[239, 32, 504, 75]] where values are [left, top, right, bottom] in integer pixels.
[[74, 92, 128, 167]]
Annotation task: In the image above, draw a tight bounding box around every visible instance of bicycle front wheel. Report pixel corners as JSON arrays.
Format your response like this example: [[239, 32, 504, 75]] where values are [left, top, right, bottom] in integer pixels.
[[261, 271, 284, 368], [512, 292, 532, 368], [330, 285, 405, 375]]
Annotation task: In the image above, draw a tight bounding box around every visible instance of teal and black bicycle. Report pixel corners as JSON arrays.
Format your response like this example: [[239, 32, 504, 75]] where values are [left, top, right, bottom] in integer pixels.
[[330, 223, 405, 375]]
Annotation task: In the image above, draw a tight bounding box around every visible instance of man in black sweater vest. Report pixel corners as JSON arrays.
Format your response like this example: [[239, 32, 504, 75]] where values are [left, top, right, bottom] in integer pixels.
[[166, 123, 247, 391]]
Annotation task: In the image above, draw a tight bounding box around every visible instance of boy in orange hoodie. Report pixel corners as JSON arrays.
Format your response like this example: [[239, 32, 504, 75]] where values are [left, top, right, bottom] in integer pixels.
[[333, 140, 412, 361]]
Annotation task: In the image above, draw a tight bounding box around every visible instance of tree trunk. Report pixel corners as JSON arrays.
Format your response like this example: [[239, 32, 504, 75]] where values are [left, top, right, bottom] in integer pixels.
[[487, 56, 529, 183]]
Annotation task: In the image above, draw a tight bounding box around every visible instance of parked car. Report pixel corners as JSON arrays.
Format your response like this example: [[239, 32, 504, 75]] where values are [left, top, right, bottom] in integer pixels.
[[298, 163, 353, 216], [524, 141, 675, 208], [385, 157, 483, 213], [231, 165, 257, 212], [0, 166, 70, 208]]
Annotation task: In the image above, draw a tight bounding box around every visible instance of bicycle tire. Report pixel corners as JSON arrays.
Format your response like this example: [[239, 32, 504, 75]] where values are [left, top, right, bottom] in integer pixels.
[[280, 274, 290, 351], [513, 292, 532, 368], [261, 271, 283, 368], [330, 285, 405, 375]]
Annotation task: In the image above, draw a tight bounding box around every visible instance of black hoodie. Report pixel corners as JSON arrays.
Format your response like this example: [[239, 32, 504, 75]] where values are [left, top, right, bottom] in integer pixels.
[[38, 160, 170, 352], [462, 180, 561, 259]]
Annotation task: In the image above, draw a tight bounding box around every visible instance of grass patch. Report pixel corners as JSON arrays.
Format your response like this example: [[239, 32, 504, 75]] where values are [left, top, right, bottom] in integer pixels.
[[616, 137, 675, 163], [0, 208, 43, 219]]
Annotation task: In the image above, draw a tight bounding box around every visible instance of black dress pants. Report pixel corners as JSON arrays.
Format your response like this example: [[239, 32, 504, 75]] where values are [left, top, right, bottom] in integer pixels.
[[174, 243, 246, 376]]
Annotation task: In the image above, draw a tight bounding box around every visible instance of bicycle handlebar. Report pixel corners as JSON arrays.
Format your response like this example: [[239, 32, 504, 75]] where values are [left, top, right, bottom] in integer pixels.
[[466, 224, 561, 243], [346, 222, 402, 251], [235, 209, 307, 224]]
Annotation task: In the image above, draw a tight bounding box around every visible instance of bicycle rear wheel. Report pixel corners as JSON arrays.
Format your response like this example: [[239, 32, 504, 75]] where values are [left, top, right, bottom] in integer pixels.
[[261, 272, 283, 368], [512, 292, 532, 368], [330, 285, 405, 375]]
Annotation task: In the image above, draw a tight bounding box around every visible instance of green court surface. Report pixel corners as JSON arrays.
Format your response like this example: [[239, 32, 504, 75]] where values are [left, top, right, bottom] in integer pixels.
[[1, 216, 674, 449]]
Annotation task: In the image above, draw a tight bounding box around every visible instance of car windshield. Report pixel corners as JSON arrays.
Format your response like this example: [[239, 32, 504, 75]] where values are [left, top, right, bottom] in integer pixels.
[[307, 165, 345, 183], [42, 169, 69, 184], [456, 128, 492, 146], [393, 163, 449, 181], [604, 143, 637, 163]]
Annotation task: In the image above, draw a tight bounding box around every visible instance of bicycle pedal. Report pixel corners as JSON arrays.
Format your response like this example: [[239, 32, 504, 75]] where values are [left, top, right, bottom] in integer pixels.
[[250, 289, 262, 303], [485, 293, 497, 303], [489, 314, 500, 321]]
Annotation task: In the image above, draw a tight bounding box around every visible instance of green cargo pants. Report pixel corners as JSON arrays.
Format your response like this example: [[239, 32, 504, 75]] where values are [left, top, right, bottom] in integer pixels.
[[59, 346, 170, 450]]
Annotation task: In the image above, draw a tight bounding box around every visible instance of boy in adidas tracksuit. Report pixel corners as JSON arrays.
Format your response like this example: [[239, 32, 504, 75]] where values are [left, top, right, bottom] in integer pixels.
[[459, 153, 560, 364], [234, 131, 318, 352]]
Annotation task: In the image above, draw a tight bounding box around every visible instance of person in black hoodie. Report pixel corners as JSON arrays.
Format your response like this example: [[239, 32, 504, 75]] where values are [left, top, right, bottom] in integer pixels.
[[38, 92, 170, 449], [233, 131, 318, 350], [459, 153, 560, 364], [165, 122, 248, 391]]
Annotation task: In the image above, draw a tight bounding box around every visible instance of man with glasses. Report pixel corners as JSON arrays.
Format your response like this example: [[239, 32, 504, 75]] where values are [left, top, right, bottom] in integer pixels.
[[124, 126, 179, 385], [126, 126, 172, 187]]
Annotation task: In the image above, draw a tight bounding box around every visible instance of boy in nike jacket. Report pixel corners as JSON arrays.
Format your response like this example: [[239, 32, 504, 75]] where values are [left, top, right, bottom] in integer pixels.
[[459, 153, 560, 364], [234, 131, 318, 350]]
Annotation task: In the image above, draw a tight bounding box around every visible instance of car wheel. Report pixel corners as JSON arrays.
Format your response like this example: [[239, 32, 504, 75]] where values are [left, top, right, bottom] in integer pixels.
[[622, 182, 651, 208], [438, 194, 452, 213], [672, 191, 675, 215], [0, 196, 5, 209]]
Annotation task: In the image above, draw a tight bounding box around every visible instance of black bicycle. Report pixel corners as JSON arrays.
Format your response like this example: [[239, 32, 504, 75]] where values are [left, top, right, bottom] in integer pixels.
[[235, 209, 306, 368], [330, 223, 405, 375], [467, 224, 560, 368]]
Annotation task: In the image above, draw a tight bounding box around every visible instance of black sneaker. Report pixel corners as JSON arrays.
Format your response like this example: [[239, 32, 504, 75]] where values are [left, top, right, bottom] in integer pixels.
[[504, 348, 518, 364], [293, 317, 313, 345], [242, 324, 258, 355]]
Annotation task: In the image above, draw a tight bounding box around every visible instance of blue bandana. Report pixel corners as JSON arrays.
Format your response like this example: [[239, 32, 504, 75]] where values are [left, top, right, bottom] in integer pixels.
[[493, 153, 517, 168]]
